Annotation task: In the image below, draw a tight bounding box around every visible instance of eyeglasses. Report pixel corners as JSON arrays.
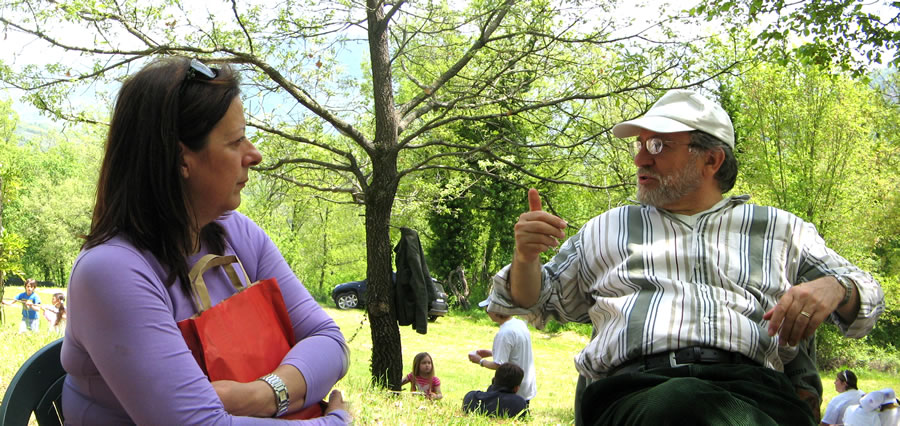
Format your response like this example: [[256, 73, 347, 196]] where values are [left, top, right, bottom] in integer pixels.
[[185, 58, 218, 81], [633, 137, 695, 156], [633, 137, 671, 155]]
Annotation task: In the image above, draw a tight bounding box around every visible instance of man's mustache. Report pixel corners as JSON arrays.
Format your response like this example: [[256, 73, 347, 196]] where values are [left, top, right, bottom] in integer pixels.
[[637, 167, 661, 180]]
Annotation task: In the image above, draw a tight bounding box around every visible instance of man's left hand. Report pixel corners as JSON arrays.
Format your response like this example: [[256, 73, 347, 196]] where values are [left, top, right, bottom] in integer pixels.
[[763, 277, 844, 346]]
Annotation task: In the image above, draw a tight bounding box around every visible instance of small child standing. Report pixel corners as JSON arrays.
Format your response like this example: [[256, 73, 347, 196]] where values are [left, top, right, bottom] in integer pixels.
[[41, 292, 67, 334], [400, 352, 443, 400], [3, 279, 42, 333]]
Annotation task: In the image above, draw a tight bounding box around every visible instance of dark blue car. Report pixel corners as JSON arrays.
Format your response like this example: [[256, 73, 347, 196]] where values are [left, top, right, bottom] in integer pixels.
[[331, 274, 449, 321]]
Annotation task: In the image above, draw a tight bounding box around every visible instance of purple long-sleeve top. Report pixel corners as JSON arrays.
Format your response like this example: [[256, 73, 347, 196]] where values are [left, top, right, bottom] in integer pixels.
[[61, 211, 350, 424]]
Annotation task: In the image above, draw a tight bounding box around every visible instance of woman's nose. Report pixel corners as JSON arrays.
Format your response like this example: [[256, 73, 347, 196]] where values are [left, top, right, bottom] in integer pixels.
[[245, 139, 262, 167]]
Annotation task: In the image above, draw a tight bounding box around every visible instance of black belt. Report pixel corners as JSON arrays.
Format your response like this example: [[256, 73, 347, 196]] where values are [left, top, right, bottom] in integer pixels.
[[609, 347, 759, 376]]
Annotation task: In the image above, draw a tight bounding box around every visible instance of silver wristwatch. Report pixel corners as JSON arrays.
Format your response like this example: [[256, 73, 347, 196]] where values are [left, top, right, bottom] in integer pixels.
[[835, 276, 853, 308], [258, 373, 290, 417]]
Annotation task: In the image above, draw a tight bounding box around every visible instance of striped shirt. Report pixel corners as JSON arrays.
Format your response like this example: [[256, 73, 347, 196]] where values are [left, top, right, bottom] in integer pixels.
[[490, 195, 885, 380]]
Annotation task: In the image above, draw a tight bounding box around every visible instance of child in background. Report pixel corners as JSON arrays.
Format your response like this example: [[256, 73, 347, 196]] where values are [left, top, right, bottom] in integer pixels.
[[463, 363, 527, 418], [42, 293, 67, 334], [400, 352, 443, 400], [2, 279, 42, 333]]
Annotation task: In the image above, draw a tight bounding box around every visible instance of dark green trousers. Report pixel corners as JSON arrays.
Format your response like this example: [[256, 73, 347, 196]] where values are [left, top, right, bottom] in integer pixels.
[[579, 363, 817, 426]]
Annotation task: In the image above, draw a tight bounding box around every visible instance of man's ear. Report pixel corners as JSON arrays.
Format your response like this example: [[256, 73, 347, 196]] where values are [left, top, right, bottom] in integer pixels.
[[702, 147, 725, 178], [512, 385, 520, 394]]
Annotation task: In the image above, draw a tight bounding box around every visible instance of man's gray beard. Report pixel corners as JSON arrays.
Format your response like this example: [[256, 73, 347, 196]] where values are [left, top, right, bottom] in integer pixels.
[[636, 163, 703, 208]]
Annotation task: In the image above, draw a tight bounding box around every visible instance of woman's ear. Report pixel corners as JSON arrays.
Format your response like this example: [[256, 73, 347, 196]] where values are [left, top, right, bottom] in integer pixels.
[[179, 142, 191, 179]]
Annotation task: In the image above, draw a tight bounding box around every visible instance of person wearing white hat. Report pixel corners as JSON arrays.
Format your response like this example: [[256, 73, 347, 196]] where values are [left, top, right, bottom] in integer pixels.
[[842, 387, 896, 426], [486, 89, 886, 425], [466, 295, 537, 403]]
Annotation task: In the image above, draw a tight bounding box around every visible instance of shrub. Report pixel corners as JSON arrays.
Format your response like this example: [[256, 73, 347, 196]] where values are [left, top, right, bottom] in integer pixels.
[[816, 324, 900, 374]]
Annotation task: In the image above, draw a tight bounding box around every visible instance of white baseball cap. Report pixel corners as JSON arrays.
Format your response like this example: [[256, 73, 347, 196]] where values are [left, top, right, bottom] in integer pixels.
[[478, 298, 490, 308], [860, 388, 897, 411], [612, 89, 735, 149]]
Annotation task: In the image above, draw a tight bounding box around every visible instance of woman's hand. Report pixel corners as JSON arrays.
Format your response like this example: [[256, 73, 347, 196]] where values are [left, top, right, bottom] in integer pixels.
[[213, 366, 309, 418], [325, 390, 347, 415], [212, 379, 275, 417]]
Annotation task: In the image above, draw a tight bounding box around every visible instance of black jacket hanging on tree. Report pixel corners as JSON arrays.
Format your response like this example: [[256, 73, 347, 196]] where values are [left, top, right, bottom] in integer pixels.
[[393, 227, 436, 334]]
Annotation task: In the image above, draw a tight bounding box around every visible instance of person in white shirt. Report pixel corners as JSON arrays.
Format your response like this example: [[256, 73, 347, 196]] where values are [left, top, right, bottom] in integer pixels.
[[467, 298, 537, 404], [822, 370, 866, 425]]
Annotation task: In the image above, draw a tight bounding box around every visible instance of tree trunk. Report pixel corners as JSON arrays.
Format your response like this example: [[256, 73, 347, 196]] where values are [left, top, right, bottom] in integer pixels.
[[365, 0, 403, 390], [447, 266, 471, 310], [364, 181, 401, 389], [318, 205, 331, 293]]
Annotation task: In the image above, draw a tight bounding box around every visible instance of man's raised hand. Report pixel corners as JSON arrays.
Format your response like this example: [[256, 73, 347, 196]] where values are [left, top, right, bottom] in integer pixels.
[[514, 189, 567, 263]]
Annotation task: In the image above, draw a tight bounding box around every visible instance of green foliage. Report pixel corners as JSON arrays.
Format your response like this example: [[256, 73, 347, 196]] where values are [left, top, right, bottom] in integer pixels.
[[0, 98, 24, 281], [694, 0, 900, 77], [0, 232, 26, 276], [0, 123, 101, 285], [541, 319, 592, 338], [723, 62, 895, 264], [816, 323, 900, 374], [426, 194, 481, 282], [423, 116, 534, 293], [865, 274, 900, 352], [240, 177, 367, 301]]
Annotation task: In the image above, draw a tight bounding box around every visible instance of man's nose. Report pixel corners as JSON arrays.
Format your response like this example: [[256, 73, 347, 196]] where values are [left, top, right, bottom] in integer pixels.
[[633, 146, 654, 168]]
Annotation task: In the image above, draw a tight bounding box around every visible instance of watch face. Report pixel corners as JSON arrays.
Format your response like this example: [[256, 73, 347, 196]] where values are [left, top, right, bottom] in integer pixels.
[[260, 374, 290, 416]]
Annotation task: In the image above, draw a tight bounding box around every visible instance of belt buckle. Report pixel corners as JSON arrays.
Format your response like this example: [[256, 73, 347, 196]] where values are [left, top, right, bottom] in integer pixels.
[[668, 351, 682, 368]]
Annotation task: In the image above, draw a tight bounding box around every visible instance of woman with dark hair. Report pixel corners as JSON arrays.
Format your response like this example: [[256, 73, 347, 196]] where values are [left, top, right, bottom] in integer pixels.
[[821, 370, 864, 425], [61, 57, 349, 424]]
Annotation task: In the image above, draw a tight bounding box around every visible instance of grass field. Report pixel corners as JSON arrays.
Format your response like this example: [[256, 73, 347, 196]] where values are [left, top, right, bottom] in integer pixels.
[[1, 288, 897, 424]]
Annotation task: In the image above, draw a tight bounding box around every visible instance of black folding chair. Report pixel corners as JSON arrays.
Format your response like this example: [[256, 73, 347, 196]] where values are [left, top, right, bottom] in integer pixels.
[[0, 338, 65, 425]]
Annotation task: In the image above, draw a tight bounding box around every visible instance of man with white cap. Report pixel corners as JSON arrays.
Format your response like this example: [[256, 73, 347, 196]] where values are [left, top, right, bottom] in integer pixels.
[[467, 296, 537, 404], [485, 89, 885, 425]]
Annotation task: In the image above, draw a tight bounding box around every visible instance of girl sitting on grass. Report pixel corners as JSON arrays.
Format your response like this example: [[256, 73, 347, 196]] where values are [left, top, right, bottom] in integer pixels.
[[401, 352, 443, 400]]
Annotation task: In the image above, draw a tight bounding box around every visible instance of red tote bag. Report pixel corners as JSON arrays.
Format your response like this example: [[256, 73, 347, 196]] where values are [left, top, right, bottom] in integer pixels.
[[177, 254, 325, 419]]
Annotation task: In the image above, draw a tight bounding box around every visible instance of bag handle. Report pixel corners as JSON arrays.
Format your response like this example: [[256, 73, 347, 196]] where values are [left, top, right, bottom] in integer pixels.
[[187, 254, 252, 312]]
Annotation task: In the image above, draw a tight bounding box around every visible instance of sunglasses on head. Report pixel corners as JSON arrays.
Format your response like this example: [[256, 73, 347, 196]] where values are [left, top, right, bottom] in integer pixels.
[[185, 58, 218, 81]]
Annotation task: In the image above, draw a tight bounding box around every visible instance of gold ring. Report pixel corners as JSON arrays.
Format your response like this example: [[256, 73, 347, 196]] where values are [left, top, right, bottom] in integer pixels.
[[799, 311, 811, 318]]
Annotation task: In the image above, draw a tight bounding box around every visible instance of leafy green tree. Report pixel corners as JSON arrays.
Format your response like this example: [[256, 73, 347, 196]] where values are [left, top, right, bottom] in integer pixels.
[[0, 0, 740, 388], [695, 0, 900, 76], [721, 62, 900, 365], [240, 177, 367, 299], [722, 62, 894, 263], [1, 126, 100, 286], [0, 97, 24, 323]]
